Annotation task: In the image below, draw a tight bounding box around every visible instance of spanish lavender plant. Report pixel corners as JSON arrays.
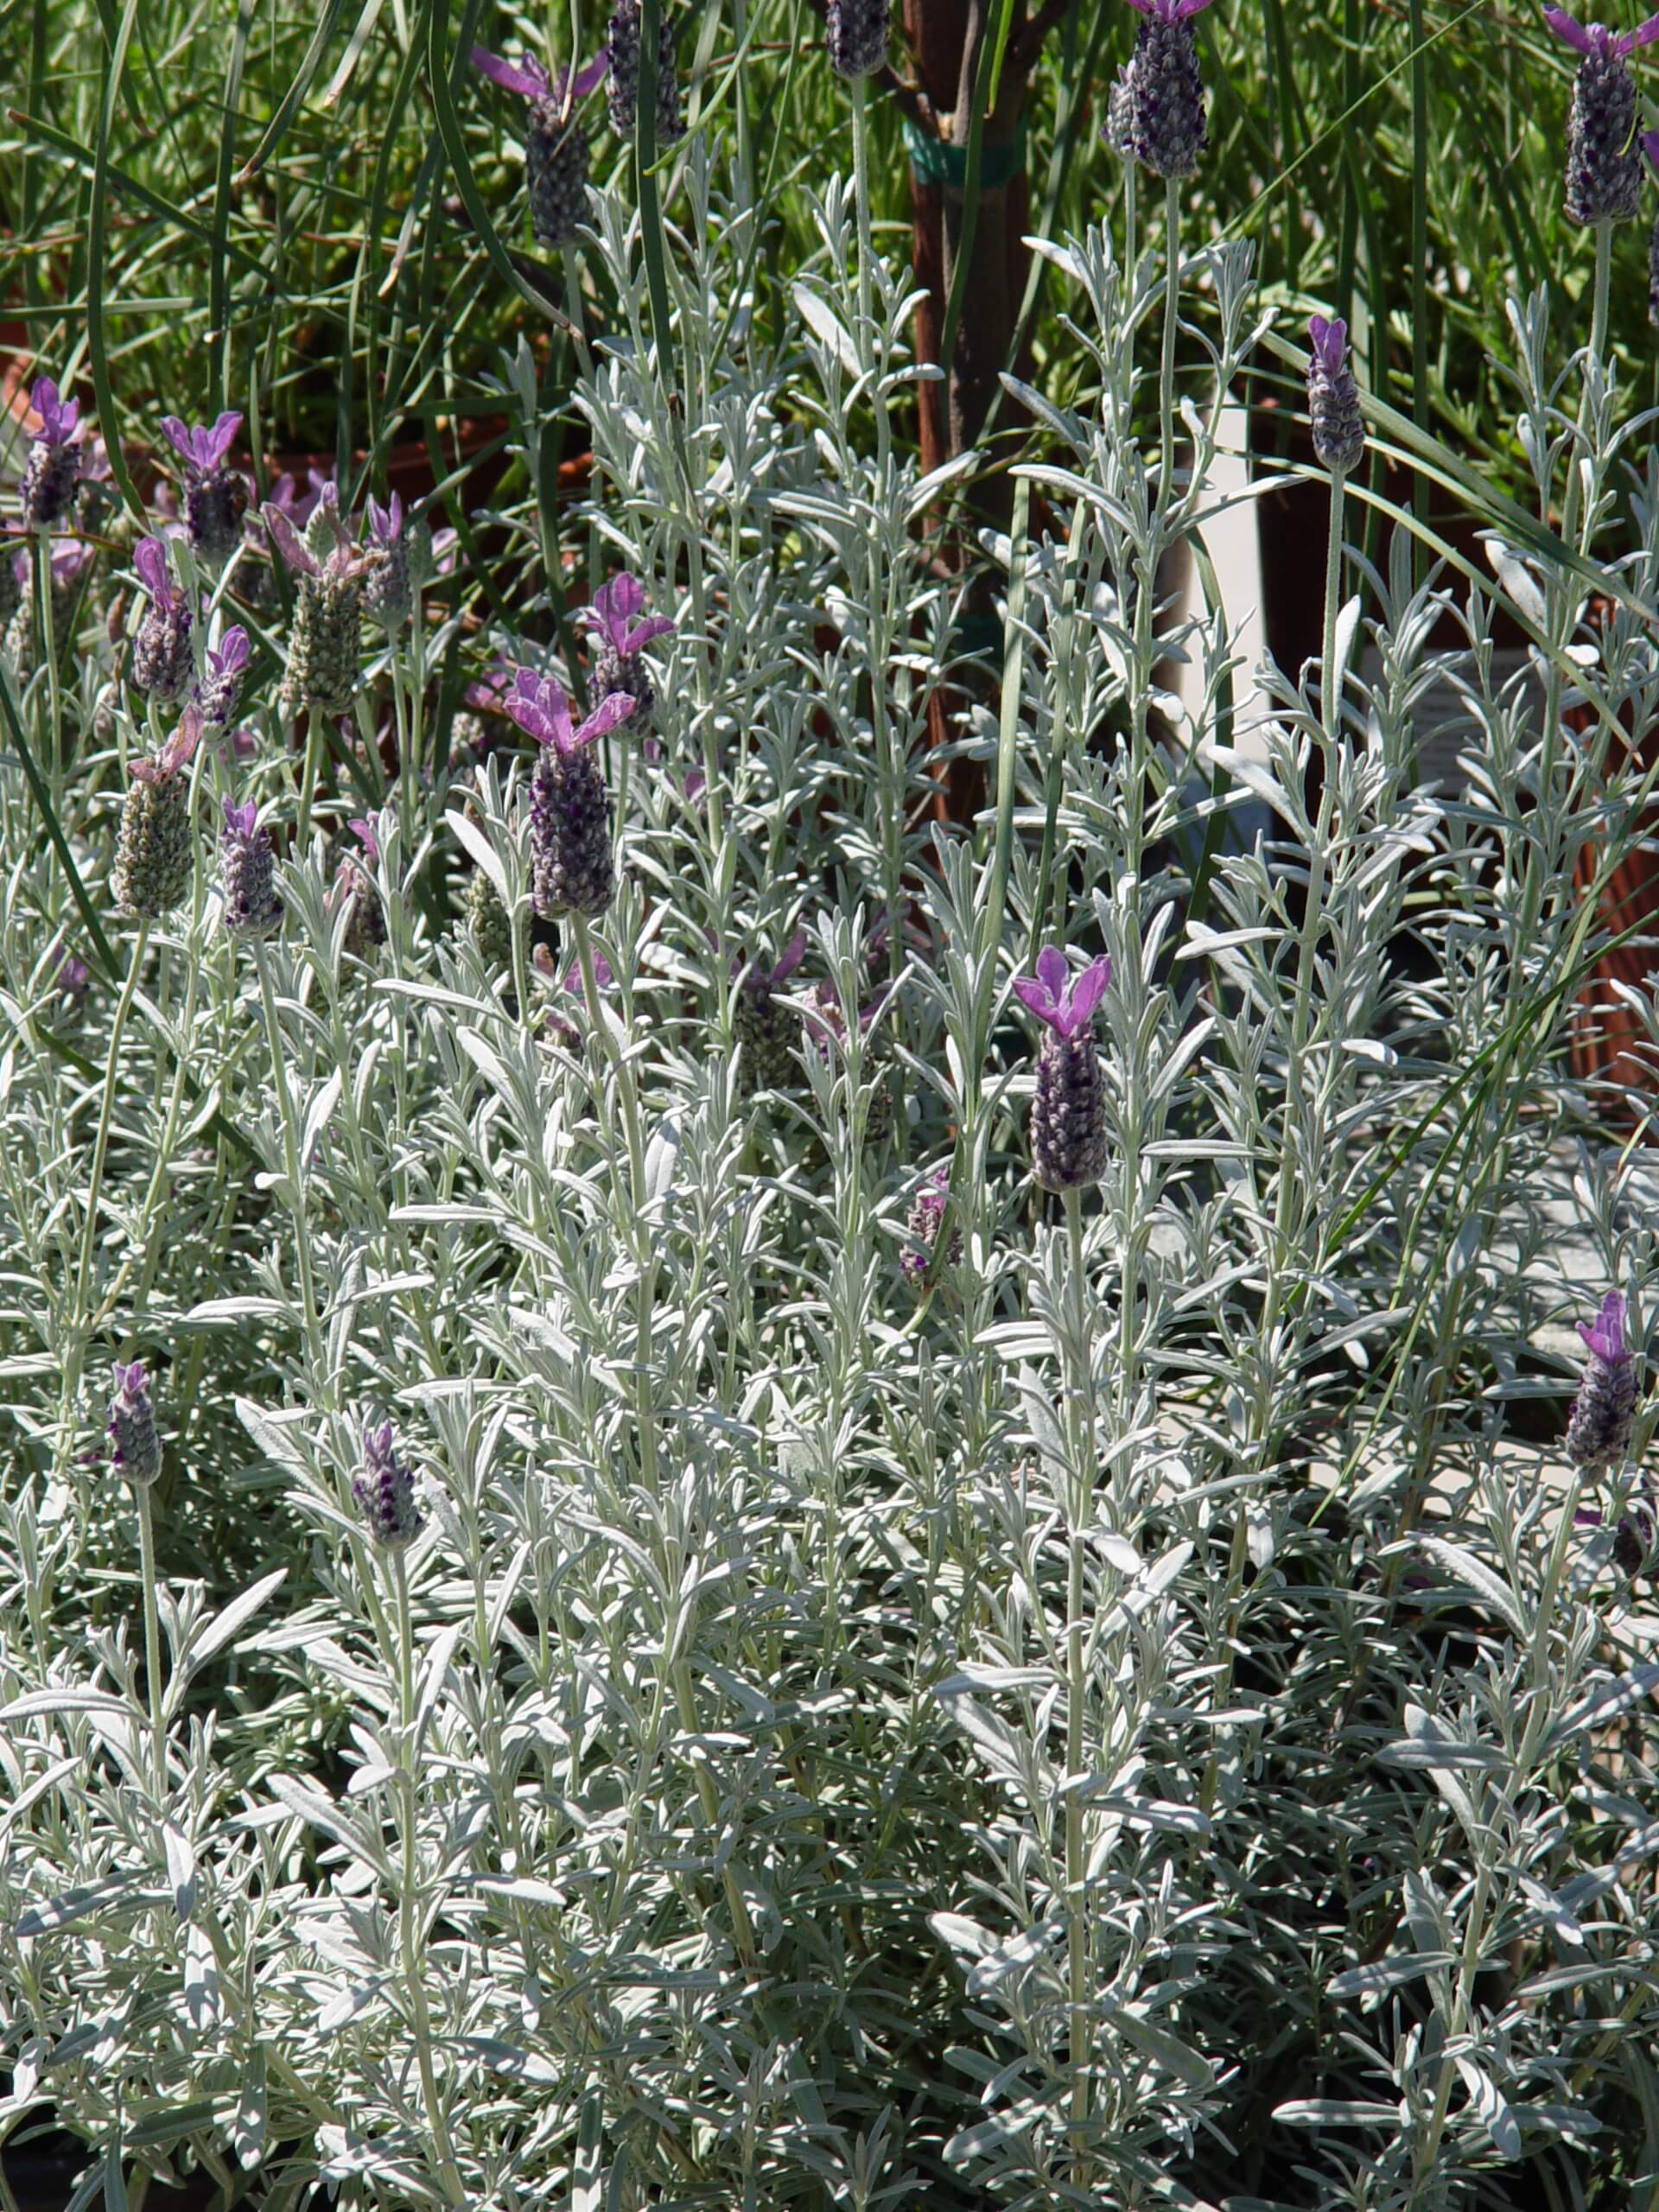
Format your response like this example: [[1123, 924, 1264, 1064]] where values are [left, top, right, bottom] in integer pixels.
[[19, 377, 81, 531], [353, 1420, 424, 1547], [1566, 1288, 1637, 1470], [606, 0, 684, 143], [1547, 7, 1659, 225], [473, 46, 608, 250], [219, 797, 283, 938], [1015, 946, 1112, 1193], [112, 713, 199, 918], [579, 571, 675, 732], [1306, 313, 1365, 476], [196, 624, 251, 727], [733, 929, 807, 1095], [506, 666, 634, 917], [825, 0, 888, 79], [361, 493, 412, 627], [129, 537, 194, 702], [160, 411, 249, 566], [264, 485, 364, 716], [108, 1361, 162, 1485], [899, 1163, 959, 1286], [1123, 0, 1214, 181]]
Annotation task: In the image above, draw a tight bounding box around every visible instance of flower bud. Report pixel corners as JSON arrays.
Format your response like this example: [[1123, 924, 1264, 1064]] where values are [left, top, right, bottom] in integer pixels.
[[1567, 1291, 1637, 1473], [109, 1362, 162, 1487], [826, 0, 888, 78], [353, 1421, 424, 1548]]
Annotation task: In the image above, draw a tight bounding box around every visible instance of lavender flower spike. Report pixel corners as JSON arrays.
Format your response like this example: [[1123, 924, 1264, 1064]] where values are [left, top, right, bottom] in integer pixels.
[[507, 666, 635, 917], [109, 1361, 162, 1487], [474, 45, 609, 249], [353, 1421, 424, 1548], [362, 493, 412, 628], [826, 0, 889, 79], [581, 572, 676, 732], [1014, 946, 1112, 1192], [1546, 9, 1659, 225], [607, 0, 685, 142], [22, 377, 82, 531], [1307, 315, 1365, 477], [198, 626, 251, 728], [901, 1165, 963, 1287], [264, 486, 364, 715], [1123, 0, 1216, 180], [114, 711, 201, 918], [130, 537, 195, 702], [1644, 132, 1659, 323], [161, 411, 249, 565], [734, 929, 808, 1096], [1566, 1289, 1638, 1472], [219, 796, 283, 938]]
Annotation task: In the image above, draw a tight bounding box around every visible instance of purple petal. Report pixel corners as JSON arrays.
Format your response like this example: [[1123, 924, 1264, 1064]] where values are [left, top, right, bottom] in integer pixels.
[[1065, 954, 1113, 1034], [1543, 8, 1594, 51], [593, 573, 646, 633], [204, 411, 243, 467], [1012, 974, 1059, 1026], [264, 504, 320, 575], [1034, 945, 1070, 1003], [572, 689, 635, 750], [472, 43, 552, 97], [160, 415, 197, 463], [134, 537, 174, 601], [213, 626, 251, 673], [772, 930, 810, 983], [223, 796, 258, 837], [350, 816, 381, 864], [1643, 130, 1659, 168], [1172, 0, 1217, 14], [1635, 11, 1659, 46], [567, 51, 609, 99], [623, 614, 677, 653], [1580, 1290, 1629, 1366]]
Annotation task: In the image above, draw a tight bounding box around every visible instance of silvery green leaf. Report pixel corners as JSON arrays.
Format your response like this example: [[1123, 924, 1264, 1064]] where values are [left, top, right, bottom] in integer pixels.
[[162, 1823, 195, 1920]]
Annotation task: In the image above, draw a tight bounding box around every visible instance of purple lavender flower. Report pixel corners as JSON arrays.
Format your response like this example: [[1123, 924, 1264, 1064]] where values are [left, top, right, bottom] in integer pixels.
[[826, 0, 888, 78], [362, 493, 413, 628], [353, 1421, 424, 1548], [581, 573, 676, 733], [1546, 10, 1659, 224], [1567, 1290, 1638, 1472], [473, 46, 609, 249], [1575, 1488, 1656, 1577], [1014, 946, 1113, 1192], [264, 486, 364, 715], [109, 1361, 162, 1486], [505, 665, 635, 916], [1307, 315, 1365, 477], [1122, 0, 1216, 181], [219, 796, 282, 938], [734, 930, 808, 1095], [333, 816, 386, 962], [1644, 132, 1659, 321], [606, 0, 685, 142], [3, 540, 94, 675], [901, 1165, 962, 1287], [160, 411, 250, 566], [130, 537, 195, 702], [21, 378, 82, 532], [47, 941, 91, 1020], [198, 626, 251, 728]]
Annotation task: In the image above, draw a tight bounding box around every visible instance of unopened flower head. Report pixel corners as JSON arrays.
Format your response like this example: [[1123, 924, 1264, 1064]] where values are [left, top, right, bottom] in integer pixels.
[[474, 47, 608, 249], [581, 572, 676, 732], [1546, 9, 1659, 224], [109, 1361, 162, 1487], [734, 930, 808, 1096], [21, 378, 82, 532], [362, 493, 413, 628], [334, 816, 387, 962], [1123, 0, 1215, 180], [161, 412, 250, 567], [264, 486, 364, 717], [114, 711, 200, 918], [506, 665, 634, 916], [1566, 1288, 1638, 1472], [198, 626, 251, 728], [607, 0, 686, 143], [1014, 945, 1112, 1192], [901, 1164, 962, 1287], [219, 796, 283, 938], [130, 537, 195, 702], [353, 1421, 424, 1548], [1306, 315, 1365, 477], [464, 865, 515, 975], [826, 0, 888, 78]]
